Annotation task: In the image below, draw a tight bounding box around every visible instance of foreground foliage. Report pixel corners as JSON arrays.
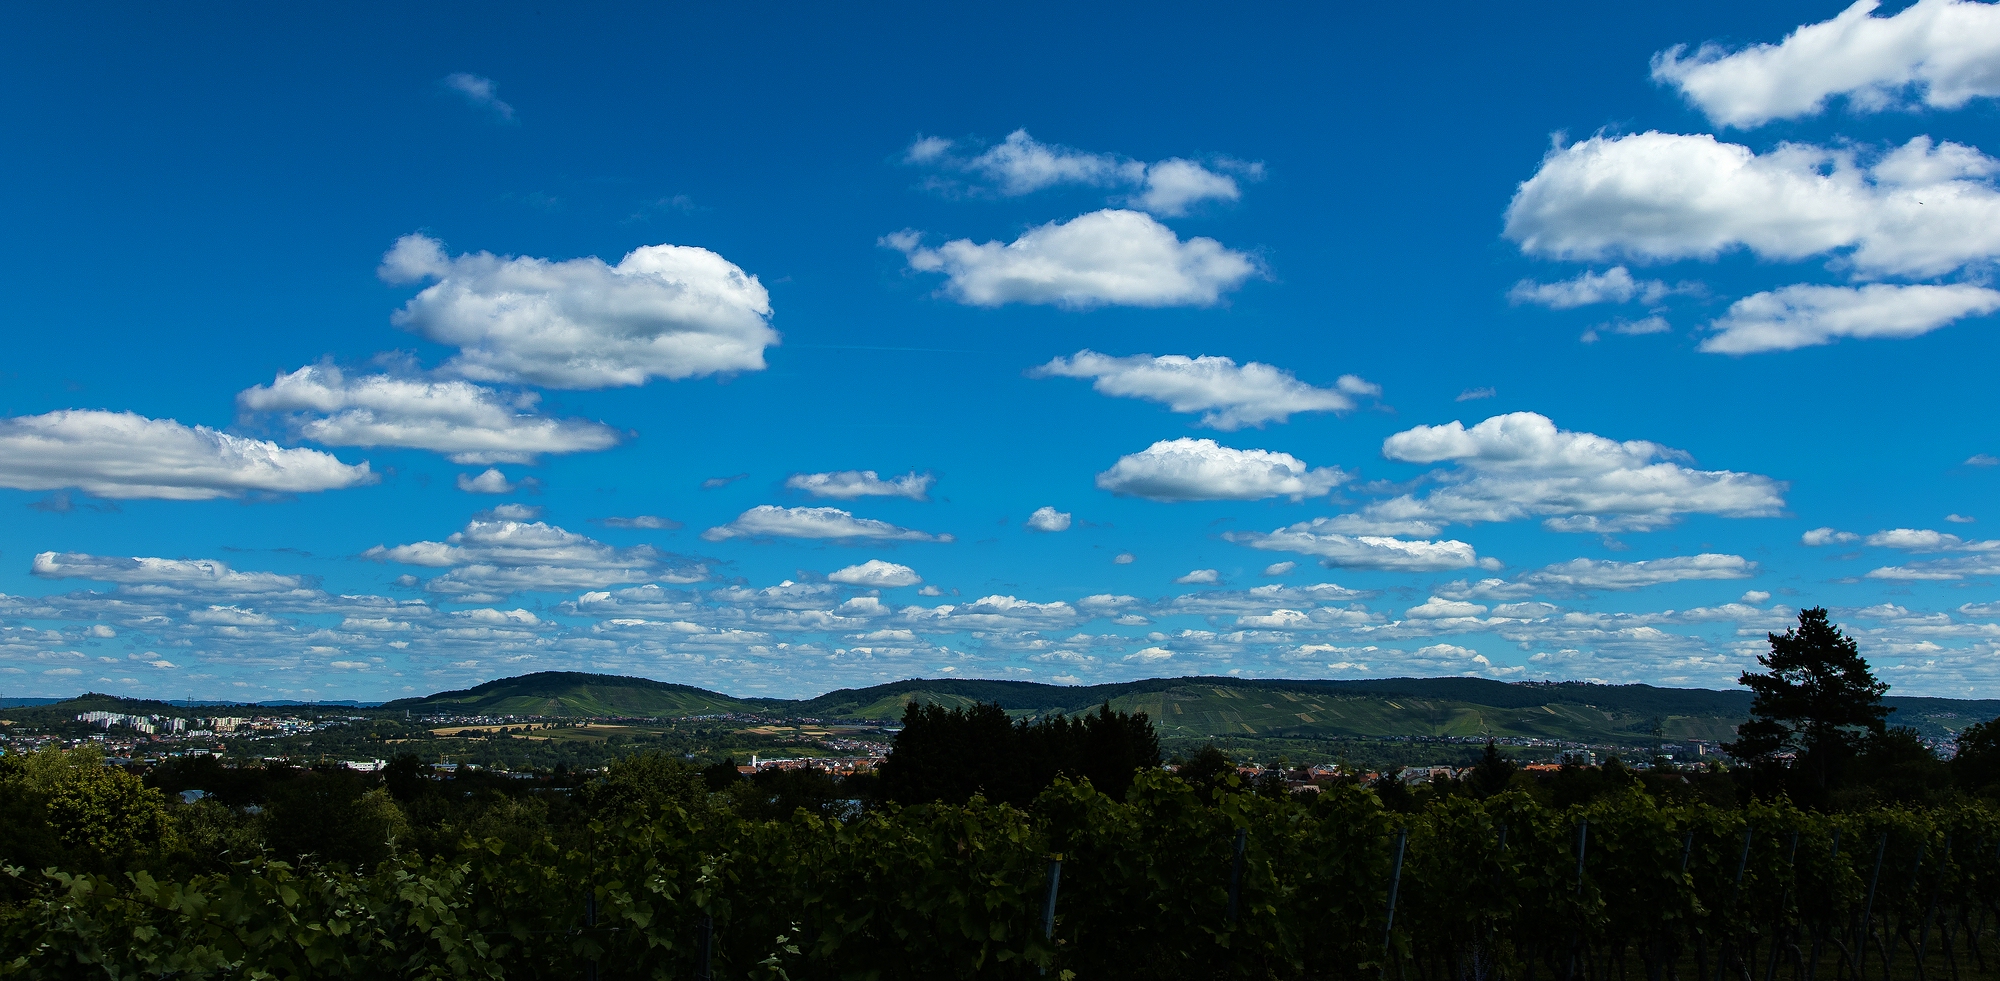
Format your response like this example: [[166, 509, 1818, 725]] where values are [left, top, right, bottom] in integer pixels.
[[9, 768, 2000, 981]]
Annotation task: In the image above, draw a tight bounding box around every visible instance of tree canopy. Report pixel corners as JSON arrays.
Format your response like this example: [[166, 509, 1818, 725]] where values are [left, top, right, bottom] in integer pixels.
[[876, 700, 1161, 807], [1725, 607, 1889, 796]]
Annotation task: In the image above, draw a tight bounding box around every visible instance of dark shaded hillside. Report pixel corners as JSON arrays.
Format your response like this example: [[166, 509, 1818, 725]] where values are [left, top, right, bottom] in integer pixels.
[[788, 677, 1745, 744], [14, 672, 1995, 745], [789, 676, 1998, 745], [791, 676, 1759, 717], [380, 671, 760, 718]]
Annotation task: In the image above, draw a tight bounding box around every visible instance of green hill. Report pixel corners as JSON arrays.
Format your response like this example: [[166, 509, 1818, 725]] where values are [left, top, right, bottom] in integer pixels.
[[790, 677, 1748, 743], [17, 672, 1996, 747], [379, 671, 761, 718], [789, 676, 1997, 746]]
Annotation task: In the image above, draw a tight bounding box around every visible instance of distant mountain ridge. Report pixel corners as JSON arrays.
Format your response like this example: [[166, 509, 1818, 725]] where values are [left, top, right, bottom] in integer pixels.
[[380, 671, 762, 718], [375, 671, 2000, 745], [15, 672, 1997, 746]]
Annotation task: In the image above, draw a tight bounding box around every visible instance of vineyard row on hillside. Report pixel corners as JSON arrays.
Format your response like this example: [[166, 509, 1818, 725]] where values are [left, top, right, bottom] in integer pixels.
[[9, 771, 2000, 980]]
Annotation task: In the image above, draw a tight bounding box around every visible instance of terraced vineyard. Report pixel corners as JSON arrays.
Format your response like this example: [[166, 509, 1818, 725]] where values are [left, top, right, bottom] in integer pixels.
[[1114, 684, 1750, 744]]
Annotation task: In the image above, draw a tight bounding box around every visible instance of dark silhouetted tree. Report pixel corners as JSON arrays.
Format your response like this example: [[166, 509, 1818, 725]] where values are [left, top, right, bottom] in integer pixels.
[[1373, 768, 1419, 813], [1841, 727, 1949, 807], [1725, 607, 1888, 797], [1076, 701, 1163, 800], [1172, 744, 1239, 801], [382, 754, 433, 803], [1951, 717, 2000, 795], [586, 750, 708, 816], [878, 702, 1021, 805], [732, 765, 844, 820], [262, 765, 406, 869], [702, 756, 745, 790], [1466, 740, 1516, 798], [877, 700, 1160, 807]]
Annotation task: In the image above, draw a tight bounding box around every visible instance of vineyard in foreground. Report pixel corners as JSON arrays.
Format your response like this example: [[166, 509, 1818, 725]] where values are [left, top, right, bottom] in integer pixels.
[[8, 770, 2000, 980]]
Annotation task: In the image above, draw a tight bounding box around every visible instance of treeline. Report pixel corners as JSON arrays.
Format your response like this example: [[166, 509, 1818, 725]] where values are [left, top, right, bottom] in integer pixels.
[[0, 701, 1162, 882], [13, 623, 2000, 979], [874, 700, 1161, 806], [10, 689, 2000, 891], [10, 756, 2000, 979]]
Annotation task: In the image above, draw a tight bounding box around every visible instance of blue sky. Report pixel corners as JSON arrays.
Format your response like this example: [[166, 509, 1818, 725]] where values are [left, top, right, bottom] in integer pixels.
[[3, 1, 1999, 701]]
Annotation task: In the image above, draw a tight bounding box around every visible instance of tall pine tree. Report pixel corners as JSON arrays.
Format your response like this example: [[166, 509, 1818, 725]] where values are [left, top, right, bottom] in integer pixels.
[[1724, 607, 1888, 794]]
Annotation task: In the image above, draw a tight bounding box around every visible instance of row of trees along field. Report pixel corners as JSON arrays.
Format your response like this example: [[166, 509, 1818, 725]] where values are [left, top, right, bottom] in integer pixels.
[[8, 608, 2000, 979]]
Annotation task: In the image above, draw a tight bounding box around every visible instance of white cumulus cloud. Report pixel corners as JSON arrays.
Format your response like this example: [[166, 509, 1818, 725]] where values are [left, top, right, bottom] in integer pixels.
[[1653, 0, 2000, 128], [1507, 267, 1686, 308], [785, 470, 933, 500], [906, 129, 1257, 215], [1026, 506, 1072, 532], [457, 468, 514, 494], [1406, 597, 1489, 619], [1174, 569, 1220, 585], [379, 233, 777, 389], [1701, 283, 2000, 353], [1354, 412, 1786, 534], [1518, 554, 1758, 591], [1031, 350, 1368, 429], [1223, 520, 1487, 571], [1505, 133, 2000, 279], [32, 553, 315, 596], [702, 506, 951, 543], [1803, 527, 1861, 545], [0, 409, 374, 500], [367, 516, 698, 601], [1095, 438, 1346, 502], [1866, 554, 2000, 580], [1865, 528, 2000, 551], [1135, 158, 1247, 216], [828, 560, 922, 588], [883, 210, 1259, 309], [238, 364, 619, 463]]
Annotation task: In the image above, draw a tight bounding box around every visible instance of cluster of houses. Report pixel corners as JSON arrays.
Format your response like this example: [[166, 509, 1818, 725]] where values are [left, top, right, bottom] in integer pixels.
[[734, 753, 881, 777], [1202, 751, 1723, 795]]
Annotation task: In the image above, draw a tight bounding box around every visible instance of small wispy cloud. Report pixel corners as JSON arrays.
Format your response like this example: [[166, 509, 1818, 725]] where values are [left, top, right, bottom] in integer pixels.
[[457, 468, 514, 494], [444, 73, 515, 121], [596, 515, 680, 530]]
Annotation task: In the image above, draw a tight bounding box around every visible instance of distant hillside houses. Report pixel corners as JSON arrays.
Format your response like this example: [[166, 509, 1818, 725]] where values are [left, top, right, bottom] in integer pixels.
[[76, 711, 189, 735]]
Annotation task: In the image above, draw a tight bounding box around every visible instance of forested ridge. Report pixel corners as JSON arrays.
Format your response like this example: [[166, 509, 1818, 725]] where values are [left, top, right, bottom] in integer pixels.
[[24, 670, 2000, 749]]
